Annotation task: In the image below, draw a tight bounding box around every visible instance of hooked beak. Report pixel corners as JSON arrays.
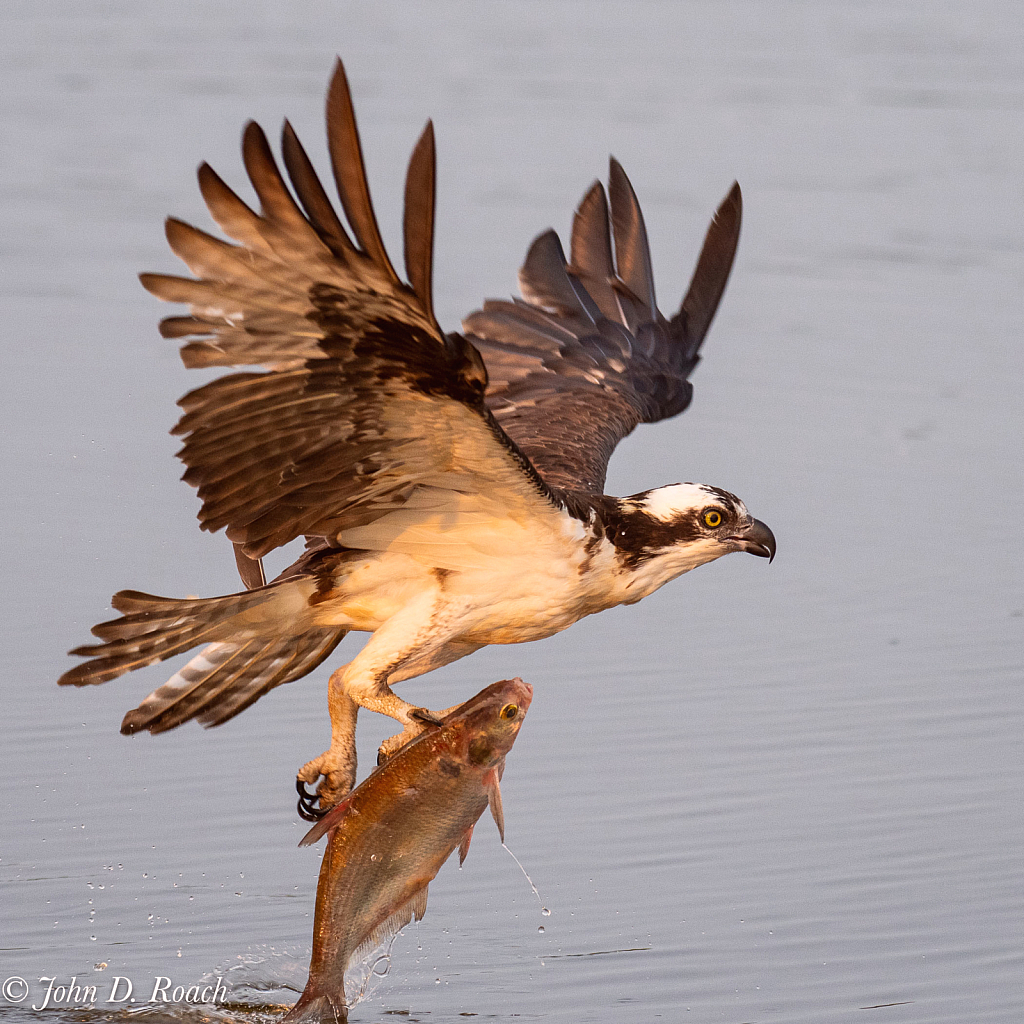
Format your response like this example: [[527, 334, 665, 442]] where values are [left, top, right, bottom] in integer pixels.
[[728, 518, 776, 563]]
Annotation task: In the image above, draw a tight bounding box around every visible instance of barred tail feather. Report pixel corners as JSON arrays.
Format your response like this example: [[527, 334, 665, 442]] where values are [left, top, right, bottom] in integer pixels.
[[59, 587, 284, 687], [121, 628, 346, 735], [122, 641, 253, 732], [58, 578, 342, 733]]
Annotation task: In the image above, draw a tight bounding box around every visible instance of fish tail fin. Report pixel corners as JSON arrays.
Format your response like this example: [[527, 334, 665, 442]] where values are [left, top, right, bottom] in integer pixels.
[[281, 990, 347, 1023]]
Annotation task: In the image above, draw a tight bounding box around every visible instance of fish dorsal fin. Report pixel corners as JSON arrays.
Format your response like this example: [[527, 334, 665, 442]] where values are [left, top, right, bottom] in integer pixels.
[[348, 885, 429, 969], [484, 767, 505, 843], [458, 824, 475, 866]]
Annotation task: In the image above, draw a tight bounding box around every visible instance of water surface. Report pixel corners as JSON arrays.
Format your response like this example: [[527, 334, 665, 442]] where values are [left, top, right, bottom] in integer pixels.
[[2, 2, 1022, 1022]]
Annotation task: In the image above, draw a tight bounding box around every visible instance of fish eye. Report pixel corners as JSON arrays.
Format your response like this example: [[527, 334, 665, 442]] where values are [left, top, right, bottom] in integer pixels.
[[499, 703, 519, 720], [703, 508, 723, 528]]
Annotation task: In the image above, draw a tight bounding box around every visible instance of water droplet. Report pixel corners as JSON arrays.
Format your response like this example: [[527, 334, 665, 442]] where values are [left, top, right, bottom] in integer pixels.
[[541, 907, 551, 916], [538, 926, 545, 933], [93, 963, 107, 972], [90, 935, 97, 941], [148, 914, 154, 921], [434, 978, 441, 985], [176, 950, 182, 958], [142, 873, 148, 878], [189, 896, 194, 901], [370, 853, 378, 862]]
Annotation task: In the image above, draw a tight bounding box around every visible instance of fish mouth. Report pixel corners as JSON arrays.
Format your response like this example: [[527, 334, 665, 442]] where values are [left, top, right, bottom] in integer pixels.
[[513, 678, 534, 711], [726, 518, 776, 562]]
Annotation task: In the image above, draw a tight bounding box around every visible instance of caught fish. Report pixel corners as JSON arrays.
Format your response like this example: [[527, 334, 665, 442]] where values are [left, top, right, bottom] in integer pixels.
[[283, 677, 532, 1023]]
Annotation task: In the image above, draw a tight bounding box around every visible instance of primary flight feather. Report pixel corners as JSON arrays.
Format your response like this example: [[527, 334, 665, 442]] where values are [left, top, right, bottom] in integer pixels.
[[60, 58, 775, 817]]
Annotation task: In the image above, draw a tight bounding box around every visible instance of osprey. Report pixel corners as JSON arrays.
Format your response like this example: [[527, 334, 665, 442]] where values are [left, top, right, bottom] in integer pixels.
[[61, 60, 775, 819]]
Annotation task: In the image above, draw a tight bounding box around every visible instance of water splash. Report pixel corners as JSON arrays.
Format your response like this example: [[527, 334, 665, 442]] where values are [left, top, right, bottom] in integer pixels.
[[344, 936, 400, 1007], [501, 842, 550, 930], [175, 942, 396, 1018], [197, 945, 309, 1005]]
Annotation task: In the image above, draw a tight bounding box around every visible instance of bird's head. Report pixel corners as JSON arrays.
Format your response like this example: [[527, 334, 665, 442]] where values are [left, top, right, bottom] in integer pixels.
[[610, 482, 775, 586]]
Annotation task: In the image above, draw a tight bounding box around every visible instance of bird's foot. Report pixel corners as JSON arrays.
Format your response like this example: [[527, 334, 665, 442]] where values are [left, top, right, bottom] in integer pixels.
[[376, 706, 444, 766], [296, 751, 355, 821], [409, 705, 444, 727], [295, 778, 326, 821], [376, 705, 449, 765], [376, 725, 420, 766]]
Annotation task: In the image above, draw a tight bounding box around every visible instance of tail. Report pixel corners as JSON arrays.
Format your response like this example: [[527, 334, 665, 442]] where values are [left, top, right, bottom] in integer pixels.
[[281, 991, 346, 1024], [59, 586, 345, 734]]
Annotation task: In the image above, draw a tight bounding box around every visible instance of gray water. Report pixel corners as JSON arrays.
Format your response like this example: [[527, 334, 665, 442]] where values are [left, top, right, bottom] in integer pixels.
[[2, 2, 1022, 1022]]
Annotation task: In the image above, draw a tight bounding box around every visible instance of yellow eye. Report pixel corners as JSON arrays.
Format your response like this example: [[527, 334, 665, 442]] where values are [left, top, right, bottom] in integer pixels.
[[499, 703, 519, 721], [703, 509, 723, 528]]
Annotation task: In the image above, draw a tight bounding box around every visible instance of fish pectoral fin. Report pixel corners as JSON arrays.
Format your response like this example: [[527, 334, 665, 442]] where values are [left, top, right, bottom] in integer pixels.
[[484, 767, 505, 843], [297, 795, 357, 847], [349, 885, 429, 968], [458, 824, 475, 866]]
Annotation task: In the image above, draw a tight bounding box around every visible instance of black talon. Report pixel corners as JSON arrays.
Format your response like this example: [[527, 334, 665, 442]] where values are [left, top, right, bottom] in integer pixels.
[[296, 777, 327, 821], [409, 707, 444, 728]]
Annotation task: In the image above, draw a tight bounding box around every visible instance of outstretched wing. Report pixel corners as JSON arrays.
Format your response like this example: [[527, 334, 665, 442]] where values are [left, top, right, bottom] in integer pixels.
[[142, 59, 556, 561], [464, 164, 741, 495]]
